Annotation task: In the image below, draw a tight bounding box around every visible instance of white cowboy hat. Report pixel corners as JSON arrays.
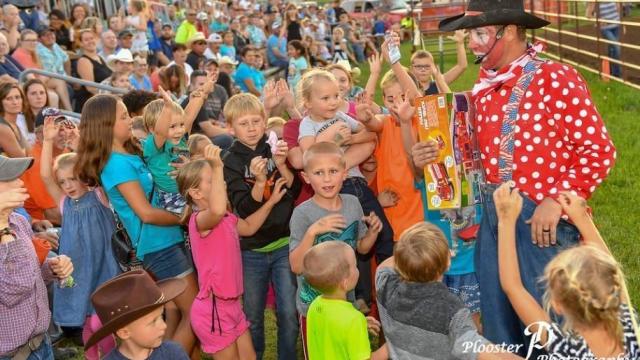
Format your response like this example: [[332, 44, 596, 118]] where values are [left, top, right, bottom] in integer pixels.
[[186, 32, 207, 47], [107, 49, 134, 67]]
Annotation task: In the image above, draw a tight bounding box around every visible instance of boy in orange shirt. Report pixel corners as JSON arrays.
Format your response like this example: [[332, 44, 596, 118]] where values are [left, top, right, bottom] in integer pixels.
[[356, 34, 424, 241]]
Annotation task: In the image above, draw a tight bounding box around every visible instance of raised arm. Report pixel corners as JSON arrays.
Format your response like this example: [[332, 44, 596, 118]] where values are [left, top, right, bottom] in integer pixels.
[[397, 96, 419, 178], [382, 32, 421, 101], [364, 53, 383, 101], [40, 117, 64, 204], [493, 183, 550, 331], [195, 145, 227, 232], [184, 72, 219, 134], [443, 30, 469, 85], [557, 192, 608, 254], [431, 59, 452, 94]]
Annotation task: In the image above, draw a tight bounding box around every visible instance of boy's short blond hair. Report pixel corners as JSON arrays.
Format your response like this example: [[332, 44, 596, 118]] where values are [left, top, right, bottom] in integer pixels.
[[267, 116, 286, 129], [380, 69, 403, 93], [143, 99, 184, 131], [223, 93, 266, 126], [303, 241, 353, 294], [302, 141, 346, 171], [395, 222, 449, 282]]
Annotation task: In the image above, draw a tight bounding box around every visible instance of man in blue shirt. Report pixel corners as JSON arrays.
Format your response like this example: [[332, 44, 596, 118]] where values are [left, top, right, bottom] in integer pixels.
[[35, 25, 69, 76], [266, 21, 288, 72], [157, 24, 175, 66]]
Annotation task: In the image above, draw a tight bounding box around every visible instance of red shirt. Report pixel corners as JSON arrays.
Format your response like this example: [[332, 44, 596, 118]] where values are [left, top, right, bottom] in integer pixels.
[[282, 118, 314, 206], [473, 59, 615, 202]]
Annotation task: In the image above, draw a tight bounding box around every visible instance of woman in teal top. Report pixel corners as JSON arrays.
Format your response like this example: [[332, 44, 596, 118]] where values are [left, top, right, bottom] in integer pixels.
[[74, 94, 198, 355]]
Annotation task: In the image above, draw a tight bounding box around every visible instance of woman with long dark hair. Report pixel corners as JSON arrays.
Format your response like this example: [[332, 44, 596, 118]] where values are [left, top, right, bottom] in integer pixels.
[[75, 94, 198, 356], [0, 82, 28, 156], [22, 78, 49, 133]]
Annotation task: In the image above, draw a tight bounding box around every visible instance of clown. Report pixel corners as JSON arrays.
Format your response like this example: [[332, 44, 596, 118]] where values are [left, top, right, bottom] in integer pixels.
[[410, 0, 617, 355]]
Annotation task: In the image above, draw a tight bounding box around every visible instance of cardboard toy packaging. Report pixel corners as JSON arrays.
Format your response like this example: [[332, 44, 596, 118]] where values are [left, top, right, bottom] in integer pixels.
[[416, 92, 484, 211]]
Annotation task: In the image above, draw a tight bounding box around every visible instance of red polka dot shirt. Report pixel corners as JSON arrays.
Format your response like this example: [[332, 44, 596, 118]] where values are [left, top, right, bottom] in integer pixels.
[[473, 60, 616, 203]]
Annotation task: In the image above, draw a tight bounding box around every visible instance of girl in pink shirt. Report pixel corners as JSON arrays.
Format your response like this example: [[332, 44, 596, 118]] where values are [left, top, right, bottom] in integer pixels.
[[177, 145, 288, 358]]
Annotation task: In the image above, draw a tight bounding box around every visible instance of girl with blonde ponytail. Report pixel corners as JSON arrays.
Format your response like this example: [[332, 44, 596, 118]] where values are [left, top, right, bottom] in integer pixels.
[[176, 144, 289, 358], [493, 182, 639, 359]]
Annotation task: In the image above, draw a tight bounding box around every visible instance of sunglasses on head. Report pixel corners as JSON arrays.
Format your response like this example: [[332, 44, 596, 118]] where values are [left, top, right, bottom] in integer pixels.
[[54, 117, 76, 129]]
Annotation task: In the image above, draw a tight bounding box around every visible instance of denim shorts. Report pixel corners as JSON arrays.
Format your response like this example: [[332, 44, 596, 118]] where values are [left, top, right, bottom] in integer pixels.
[[143, 242, 193, 281], [443, 272, 481, 314]]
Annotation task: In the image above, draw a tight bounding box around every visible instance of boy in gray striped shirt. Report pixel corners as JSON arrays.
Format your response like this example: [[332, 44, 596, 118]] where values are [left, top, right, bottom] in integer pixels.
[[375, 223, 520, 359]]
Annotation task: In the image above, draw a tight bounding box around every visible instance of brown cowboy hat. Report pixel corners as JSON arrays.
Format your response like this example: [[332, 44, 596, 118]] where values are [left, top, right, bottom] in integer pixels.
[[84, 270, 186, 350], [439, 0, 550, 32]]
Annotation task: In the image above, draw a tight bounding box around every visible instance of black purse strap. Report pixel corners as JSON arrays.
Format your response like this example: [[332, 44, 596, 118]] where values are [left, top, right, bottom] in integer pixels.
[[109, 182, 156, 247]]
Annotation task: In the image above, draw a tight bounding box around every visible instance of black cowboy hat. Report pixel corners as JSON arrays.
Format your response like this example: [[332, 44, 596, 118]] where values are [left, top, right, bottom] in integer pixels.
[[439, 0, 550, 32]]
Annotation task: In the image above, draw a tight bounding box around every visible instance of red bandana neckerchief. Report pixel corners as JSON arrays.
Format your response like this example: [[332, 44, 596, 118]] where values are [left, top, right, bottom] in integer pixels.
[[472, 42, 545, 98]]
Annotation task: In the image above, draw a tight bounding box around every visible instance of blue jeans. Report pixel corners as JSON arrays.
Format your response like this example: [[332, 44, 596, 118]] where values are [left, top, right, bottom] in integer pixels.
[[242, 246, 298, 360], [601, 26, 622, 77], [0, 336, 53, 360], [476, 184, 579, 356]]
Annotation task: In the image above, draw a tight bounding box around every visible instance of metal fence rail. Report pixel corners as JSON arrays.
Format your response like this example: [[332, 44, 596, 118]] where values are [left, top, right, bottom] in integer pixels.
[[19, 68, 128, 95], [528, 0, 640, 90]]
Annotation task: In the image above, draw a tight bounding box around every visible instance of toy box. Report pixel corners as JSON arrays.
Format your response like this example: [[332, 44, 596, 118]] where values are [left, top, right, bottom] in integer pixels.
[[416, 92, 484, 211]]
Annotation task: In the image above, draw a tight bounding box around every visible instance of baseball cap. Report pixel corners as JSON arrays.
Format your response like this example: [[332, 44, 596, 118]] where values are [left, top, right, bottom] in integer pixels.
[[34, 107, 65, 128], [207, 33, 222, 43], [36, 25, 54, 37], [0, 155, 33, 182], [118, 30, 134, 39]]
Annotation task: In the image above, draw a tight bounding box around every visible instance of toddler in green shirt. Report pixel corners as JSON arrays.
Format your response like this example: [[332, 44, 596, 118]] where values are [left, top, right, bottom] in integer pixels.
[[304, 241, 386, 360]]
